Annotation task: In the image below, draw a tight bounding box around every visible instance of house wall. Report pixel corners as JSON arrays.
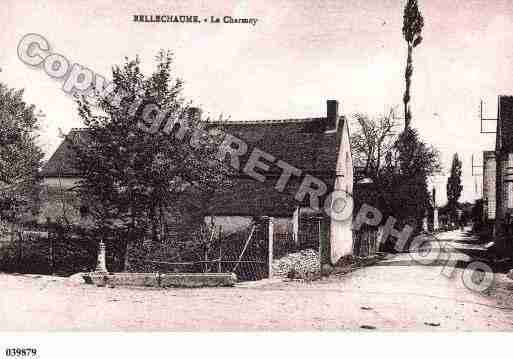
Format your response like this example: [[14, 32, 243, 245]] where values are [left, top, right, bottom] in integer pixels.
[[206, 216, 292, 240], [42, 177, 80, 189], [38, 184, 82, 225], [206, 216, 253, 234], [500, 154, 513, 215], [329, 119, 354, 264], [38, 177, 91, 225], [483, 151, 496, 220], [494, 96, 513, 236]]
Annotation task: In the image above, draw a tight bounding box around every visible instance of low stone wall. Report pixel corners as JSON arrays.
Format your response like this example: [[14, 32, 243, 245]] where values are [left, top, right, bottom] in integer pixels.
[[88, 273, 159, 287], [159, 273, 237, 288], [86, 272, 237, 288]]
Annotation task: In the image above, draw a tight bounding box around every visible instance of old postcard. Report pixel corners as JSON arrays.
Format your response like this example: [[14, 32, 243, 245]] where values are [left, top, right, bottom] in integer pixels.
[[1, 0, 513, 357]]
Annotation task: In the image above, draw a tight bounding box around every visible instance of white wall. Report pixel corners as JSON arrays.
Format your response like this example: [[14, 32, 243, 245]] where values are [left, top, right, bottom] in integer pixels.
[[39, 177, 86, 224], [483, 152, 496, 220], [329, 119, 354, 263], [205, 216, 292, 239], [42, 177, 81, 189], [205, 216, 253, 235]]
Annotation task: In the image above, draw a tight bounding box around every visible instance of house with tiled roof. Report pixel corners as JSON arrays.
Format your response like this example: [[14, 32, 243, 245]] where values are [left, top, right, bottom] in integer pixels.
[[39, 129, 92, 227], [40, 100, 354, 264]]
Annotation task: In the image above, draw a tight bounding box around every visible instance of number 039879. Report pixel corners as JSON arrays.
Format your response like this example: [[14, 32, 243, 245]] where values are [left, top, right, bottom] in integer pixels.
[[4, 348, 37, 357]]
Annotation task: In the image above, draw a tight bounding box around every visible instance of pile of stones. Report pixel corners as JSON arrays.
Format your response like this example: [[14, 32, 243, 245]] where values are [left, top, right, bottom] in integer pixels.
[[272, 249, 320, 279]]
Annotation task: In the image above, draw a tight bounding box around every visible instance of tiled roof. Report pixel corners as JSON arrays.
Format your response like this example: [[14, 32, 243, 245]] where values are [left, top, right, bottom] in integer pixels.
[[40, 129, 91, 177], [210, 118, 341, 174], [41, 118, 345, 217], [206, 118, 344, 216]]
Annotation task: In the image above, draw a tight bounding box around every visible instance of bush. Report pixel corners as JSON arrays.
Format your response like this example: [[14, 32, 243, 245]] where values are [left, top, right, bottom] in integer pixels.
[[0, 226, 129, 275], [0, 239, 51, 274]]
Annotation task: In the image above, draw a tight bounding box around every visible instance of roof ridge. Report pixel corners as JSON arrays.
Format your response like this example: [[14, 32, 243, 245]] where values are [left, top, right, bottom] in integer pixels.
[[69, 116, 345, 128], [208, 117, 326, 125]]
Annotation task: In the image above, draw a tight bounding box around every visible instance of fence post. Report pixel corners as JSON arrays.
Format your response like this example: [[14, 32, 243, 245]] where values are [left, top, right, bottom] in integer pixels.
[[17, 230, 22, 271], [50, 233, 54, 275], [45, 218, 54, 274], [317, 216, 331, 268], [270, 218, 274, 279], [218, 227, 223, 273], [262, 216, 274, 279], [292, 207, 300, 245]]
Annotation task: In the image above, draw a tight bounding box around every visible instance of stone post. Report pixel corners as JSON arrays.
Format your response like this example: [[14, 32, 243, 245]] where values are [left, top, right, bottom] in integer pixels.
[[422, 216, 428, 232], [432, 188, 439, 231], [433, 208, 439, 231], [292, 207, 300, 245], [268, 217, 274, 279], [376, 225, 384, 252], [95, 240, 108, 273], [261, 216, 274, 279]]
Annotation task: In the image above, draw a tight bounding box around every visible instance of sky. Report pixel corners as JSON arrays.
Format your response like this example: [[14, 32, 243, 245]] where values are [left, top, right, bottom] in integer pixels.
[[2, 0, 513, 205]]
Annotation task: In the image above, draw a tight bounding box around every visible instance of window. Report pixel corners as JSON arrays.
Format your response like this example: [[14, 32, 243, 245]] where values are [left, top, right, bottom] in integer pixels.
[[79, 205, 89, 218]]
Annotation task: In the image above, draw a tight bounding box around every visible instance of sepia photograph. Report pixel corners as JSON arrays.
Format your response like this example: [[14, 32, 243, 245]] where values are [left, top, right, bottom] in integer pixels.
[[1, 0, 513, 357]]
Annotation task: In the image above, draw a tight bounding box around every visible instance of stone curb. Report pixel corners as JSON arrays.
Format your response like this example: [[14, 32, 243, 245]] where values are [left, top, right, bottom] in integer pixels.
[[84, 272, 238, 288]]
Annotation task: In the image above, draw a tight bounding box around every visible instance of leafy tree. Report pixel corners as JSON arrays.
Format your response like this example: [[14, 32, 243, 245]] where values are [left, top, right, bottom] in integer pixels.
[[73, 51, 232, 268], [351, 0, 431, 248], [384, 127, 440, 228], [402, 0, 424, 129], [446, 153, 463, 218], [0, 83, 44, 223], [351, 116, 441, 235], [471, 199, 484, 231]]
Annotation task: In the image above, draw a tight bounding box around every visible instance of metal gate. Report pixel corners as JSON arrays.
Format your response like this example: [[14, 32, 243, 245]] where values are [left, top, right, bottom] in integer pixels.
[[353, 226, 378, 257], [141, 219, 272, 281], [222, 222, 269, 281]]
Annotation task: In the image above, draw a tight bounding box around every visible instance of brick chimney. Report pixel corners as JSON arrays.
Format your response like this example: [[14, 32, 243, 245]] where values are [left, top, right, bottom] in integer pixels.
[[326, 99, 339, 131], [303, 100, 339, 133]]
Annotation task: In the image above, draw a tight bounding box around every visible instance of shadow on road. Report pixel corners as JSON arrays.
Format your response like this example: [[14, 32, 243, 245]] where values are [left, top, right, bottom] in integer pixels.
[[374, 230, 502, 271], [378, 229, 513, 275], [374, 258, 469, 269]]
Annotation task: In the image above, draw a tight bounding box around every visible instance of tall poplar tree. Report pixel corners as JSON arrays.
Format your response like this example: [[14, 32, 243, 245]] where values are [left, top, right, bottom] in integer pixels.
[[402, 0, 424, 129], [447, 153, 463, 218]]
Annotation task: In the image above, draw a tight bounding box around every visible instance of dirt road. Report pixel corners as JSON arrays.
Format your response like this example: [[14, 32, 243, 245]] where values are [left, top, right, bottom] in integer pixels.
[[1, 230, 513, 331]]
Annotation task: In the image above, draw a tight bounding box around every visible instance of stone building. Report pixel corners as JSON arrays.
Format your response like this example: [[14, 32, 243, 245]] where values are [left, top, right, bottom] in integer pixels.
[[482, 96, 513, 248], [482, 150, 496, 223], [40, 100, 354, 265], [39, 130, 91, 226]]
